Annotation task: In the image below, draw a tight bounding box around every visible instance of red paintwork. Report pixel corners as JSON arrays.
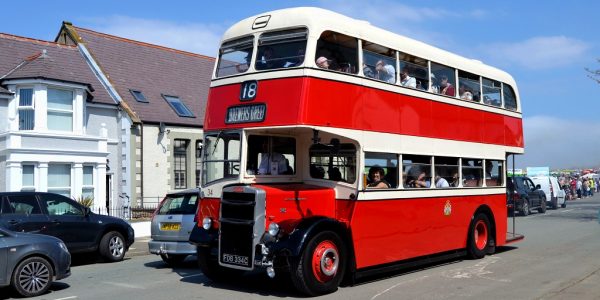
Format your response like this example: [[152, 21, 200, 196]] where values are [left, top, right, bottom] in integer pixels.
[[205, 77, 524, 148], [254, 184, 336, 233], [474, 220, 488, 250], [350, 193, 507, 269], [196, 197, 221, 229]]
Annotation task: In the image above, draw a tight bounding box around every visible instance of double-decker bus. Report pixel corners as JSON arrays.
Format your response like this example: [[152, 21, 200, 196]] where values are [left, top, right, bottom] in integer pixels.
[[191, 7, 524, 296]]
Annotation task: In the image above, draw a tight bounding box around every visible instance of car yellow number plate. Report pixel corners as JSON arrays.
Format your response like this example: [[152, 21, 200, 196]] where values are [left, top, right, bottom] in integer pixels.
[[160, 223, 181, 231]]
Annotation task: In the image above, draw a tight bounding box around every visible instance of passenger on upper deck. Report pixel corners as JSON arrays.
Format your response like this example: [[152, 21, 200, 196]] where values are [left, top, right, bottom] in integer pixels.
[[400, 69, 416, 88], [367, 166, 391, 189], [375, 60, 395, 83], [440, 75, 456, 96], [363, 63, 375, 78], [316, 56, 330, 69], [459, 84, 473, 101], [256, 47, 282, 70]]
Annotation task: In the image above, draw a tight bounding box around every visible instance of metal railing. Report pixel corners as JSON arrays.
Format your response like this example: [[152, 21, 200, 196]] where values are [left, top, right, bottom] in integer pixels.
[[93, 204, 158, 220]]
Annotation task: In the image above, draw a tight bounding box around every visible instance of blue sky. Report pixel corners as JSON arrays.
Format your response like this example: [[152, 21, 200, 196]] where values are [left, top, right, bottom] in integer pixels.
[[3, 0, 599, 169]]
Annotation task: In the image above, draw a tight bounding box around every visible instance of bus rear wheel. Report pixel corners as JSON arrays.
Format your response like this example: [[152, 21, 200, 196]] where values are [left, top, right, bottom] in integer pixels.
[[291, 231, 346, 296], [467, 213, 492, 259]]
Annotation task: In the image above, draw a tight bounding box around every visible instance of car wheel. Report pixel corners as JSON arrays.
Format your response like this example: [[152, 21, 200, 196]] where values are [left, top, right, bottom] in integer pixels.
[[160, 254, 187, 266], [552, 197, 558, 210], [467, 213, 492, 259], [539, 197, 547, 213], [100, 231, 126, 262], [290, 231, 346, 296], [196, 247, 244, 281], [521, 199, 530, 216], [11, 256, 54, 297]]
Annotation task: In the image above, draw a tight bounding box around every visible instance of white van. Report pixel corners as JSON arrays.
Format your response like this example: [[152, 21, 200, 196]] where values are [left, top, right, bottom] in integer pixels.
[[530, 176, 566, 209]]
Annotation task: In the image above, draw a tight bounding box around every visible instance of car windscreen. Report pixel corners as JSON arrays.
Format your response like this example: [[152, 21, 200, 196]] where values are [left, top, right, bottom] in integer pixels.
[[157, 194, 198, 215]]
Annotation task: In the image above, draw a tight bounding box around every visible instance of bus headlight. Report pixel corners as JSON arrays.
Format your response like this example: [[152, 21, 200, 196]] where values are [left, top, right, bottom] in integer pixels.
[[268, 222, 280, 237], [202, 217, 212, 230]]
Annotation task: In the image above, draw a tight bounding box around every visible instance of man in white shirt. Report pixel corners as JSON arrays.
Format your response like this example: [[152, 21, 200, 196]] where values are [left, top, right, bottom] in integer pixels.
[[257, 139, 288, 175], [400, 69, 417, 88], [435, 175, 450, 188], [375, 60, 396, 83]]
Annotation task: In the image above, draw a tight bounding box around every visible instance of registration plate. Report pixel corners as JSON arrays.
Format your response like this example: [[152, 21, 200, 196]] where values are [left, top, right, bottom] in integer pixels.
[[160, 223, 181, 231], [222, 253, 250, 267]]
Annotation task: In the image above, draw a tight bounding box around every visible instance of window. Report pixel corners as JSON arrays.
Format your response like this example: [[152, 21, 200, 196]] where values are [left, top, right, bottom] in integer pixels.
[[309, 142, 356, 183], [216, 36, 254, 77], [5, 195, 43, 215], [203, 131, 241, 184], [434, 157, 459, 188], [503, 84, 518, 111], [403, 155, 432, 188], [40, 194, 83, 216], [157, 194, 198, 215], [47, 88, 73, 131], [485, 160, 503, 187], [399, 53, 428, 90], [431, 63, 456, 97], [196, 140, 203, 187], [316, 31, 358, 74], [130, 89, 148, 103], [458, 70, 481, 102], [163, 95, 194, 117], [174, 139, 189, 189], [82, 166, 94, 198], [48, 164, 71, 197], [362, 41, 397, 84], [365, 152, 398, 188], [482, 78, 501, 107], [255, 28, 307, 70], [18, 88, 34, 130], [247, 135, 296, 176], [462, 159, 483, 187], [22, 164, 35, 191]]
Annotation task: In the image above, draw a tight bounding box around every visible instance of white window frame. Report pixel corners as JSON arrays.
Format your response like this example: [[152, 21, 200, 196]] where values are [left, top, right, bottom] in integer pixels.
[[82, 165, 95, 199], [17, 87, 35, 130], [21, 164, 36, 191], [47, 87, 74, 132]]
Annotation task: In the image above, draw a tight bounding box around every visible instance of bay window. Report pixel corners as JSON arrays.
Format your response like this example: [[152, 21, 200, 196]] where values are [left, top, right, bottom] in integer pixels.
[[48, 164, 71, 197], [18, 88, 34, 130], [47, 88, 73, 131], [82, 166, 94, 198]]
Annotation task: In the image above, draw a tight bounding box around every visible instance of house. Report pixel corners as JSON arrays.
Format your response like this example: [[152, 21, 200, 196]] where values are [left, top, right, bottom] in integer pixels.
[[55, 22, 214, 207], [1, 23, 214, 212], [0, 33, 119, 207]]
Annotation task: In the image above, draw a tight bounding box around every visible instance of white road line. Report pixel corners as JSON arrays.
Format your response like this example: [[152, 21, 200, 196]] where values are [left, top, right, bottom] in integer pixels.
[[370, 275, 430, 300], [54, 297, 77, 300], [181, 273, 204, 279], [560, 209, 574, 213]]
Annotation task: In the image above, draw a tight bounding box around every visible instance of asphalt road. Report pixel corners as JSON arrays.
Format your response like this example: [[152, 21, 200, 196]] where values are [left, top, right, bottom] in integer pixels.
[[2, 195, 600, 300]]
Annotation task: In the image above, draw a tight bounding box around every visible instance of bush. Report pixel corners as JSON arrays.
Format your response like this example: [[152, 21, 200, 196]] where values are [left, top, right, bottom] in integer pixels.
[[77, 195, 94, 208]]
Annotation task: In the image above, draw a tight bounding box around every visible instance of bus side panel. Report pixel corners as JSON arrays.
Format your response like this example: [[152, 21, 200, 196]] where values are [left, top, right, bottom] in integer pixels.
[[349, 194, 507, 269], [504, 116, 524, 148]]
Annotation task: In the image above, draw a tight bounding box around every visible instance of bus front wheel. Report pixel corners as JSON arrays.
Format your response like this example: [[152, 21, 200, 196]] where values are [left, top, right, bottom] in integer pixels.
[[291, 231, 346, 296], [197, 247, 244, 282], [467, 213, 492, 259]]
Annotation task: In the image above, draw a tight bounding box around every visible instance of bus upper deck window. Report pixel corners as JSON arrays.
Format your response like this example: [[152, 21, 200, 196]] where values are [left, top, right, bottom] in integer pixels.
[[316, 31, 358, 74], [255, 28, 308, 71], [503, 84, 518, 111], [482, 78, 502, 107], [216, 36, 254, 78]]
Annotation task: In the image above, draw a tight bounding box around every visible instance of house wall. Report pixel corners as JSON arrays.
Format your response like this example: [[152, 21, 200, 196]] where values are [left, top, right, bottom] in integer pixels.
[[140, 124, 203, 205]]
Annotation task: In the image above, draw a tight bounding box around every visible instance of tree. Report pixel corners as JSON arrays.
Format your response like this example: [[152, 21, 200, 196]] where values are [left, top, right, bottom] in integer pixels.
[[586, 59, 600, 84]]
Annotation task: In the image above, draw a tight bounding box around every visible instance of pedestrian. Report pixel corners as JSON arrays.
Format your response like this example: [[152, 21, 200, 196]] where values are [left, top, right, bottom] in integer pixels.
[[576, 178, 582, 199]]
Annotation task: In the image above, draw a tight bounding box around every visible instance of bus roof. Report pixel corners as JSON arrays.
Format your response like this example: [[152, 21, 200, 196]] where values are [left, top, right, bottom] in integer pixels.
[[221, 7, 517, 89]]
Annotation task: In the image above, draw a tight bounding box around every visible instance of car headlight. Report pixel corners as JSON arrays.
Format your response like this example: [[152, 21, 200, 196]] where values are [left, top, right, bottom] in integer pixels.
[[268, 222, 280, 237], [202, 217, 212, 230]]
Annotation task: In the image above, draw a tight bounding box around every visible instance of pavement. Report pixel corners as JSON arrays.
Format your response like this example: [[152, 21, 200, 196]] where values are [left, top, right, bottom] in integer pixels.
[[126, 221, 152, 258]]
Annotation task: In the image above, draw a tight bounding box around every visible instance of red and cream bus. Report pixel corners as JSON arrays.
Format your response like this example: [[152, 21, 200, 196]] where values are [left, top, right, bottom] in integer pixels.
[[191, 7, 524, 296]]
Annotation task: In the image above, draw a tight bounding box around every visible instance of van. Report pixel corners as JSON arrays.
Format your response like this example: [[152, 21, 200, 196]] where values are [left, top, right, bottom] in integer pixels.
[[148, 188, 200, 265], [530, 176, 566, 209]]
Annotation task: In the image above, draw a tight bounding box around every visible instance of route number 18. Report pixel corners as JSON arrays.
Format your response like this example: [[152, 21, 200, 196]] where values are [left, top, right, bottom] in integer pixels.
[[240, 80, 258, 101]]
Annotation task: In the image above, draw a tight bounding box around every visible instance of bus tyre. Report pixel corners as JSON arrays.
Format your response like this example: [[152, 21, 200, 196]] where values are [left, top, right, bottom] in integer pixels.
[[520, 200, 530, 216], [467, 213, 491, 259], [197, 247, 243, 282], [291, 231, 346, 296], [160, 254, 187, 266], [539, 197, 547, 213]]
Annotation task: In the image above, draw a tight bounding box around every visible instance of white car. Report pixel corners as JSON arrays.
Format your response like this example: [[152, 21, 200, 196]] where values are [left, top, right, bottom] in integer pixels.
[[530, 176, 566, 209]]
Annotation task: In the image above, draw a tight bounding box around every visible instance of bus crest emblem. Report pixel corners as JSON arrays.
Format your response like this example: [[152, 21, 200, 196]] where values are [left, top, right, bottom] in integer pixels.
[[444, 200, 452, 216]]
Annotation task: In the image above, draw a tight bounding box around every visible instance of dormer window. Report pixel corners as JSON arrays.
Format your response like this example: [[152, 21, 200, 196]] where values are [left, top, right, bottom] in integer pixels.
[[47, 88, 73, 131], [130, 89, 148, 103], [18, 88, 34, 130], [163, 95, 194, 117]]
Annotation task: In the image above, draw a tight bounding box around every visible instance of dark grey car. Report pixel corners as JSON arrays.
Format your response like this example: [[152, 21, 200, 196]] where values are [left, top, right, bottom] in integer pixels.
[[149, 188, 200, 265], [0, 226, 71, 297]]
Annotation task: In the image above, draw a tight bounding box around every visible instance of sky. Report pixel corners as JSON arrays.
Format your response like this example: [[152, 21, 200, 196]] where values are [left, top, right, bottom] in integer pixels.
[[3, 0, 599, 169]]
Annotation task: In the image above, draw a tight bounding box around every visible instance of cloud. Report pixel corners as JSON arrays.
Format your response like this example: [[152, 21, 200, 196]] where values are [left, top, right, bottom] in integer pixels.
[[519, 116, 600, 169], [84, 16, 226, 57], [482, 36, 589, 70]]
